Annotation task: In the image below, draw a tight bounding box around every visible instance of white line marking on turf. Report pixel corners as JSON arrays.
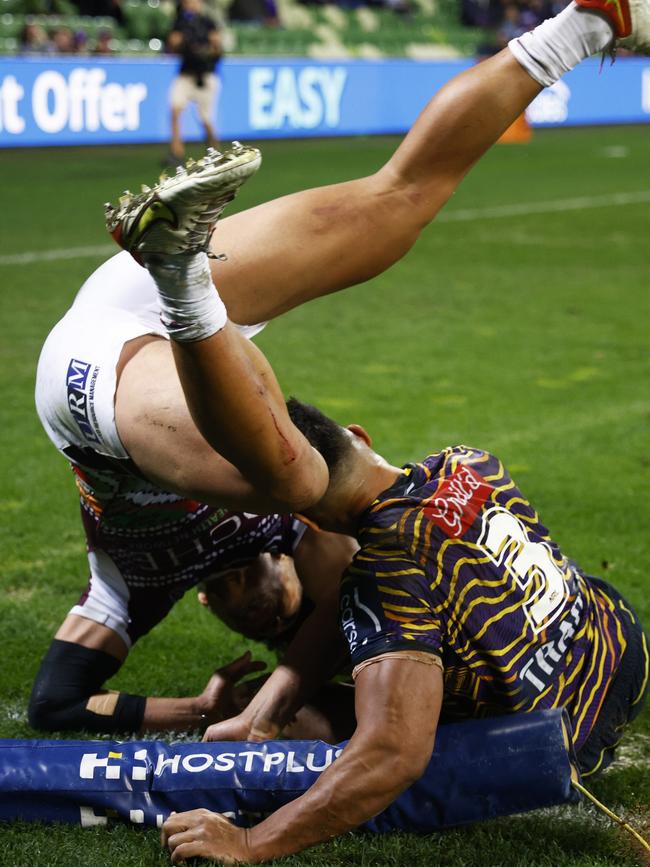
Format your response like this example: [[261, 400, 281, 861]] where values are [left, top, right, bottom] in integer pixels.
[[0, 244, 115, 266], [437, 190, 650, 223], [2, 190, 650, 267]]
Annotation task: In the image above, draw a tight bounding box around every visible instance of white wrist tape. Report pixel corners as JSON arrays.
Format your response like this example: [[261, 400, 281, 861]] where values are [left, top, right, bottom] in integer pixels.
[[143, 252, 228, 342]]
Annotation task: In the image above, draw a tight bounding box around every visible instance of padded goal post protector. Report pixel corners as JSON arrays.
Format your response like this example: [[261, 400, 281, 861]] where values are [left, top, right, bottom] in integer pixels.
[[0, 709, 581, 831]]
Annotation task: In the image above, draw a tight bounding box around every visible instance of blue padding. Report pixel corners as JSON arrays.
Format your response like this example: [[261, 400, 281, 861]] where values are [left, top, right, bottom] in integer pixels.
[[0, 709, 579, 831]]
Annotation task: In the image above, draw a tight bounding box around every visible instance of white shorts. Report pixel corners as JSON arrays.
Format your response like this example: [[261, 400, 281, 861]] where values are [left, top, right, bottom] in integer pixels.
[[71, 549, 136, 648], [36, 250, 266, 461], [36, 251, 275, 647], [170, 72, 220, 124]]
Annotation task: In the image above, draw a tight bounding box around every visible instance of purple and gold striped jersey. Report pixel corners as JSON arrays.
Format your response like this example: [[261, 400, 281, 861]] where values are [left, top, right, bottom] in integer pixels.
[[340, 446, 627, 748]]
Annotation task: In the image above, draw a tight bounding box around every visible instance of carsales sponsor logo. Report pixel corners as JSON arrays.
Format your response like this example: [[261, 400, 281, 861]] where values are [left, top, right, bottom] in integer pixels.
[[422, 465, 492, 538]]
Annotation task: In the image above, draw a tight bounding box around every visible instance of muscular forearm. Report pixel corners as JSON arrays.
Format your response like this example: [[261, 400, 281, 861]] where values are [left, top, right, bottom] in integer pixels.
[[246, 734, 423, 861], [168, 658, 441, 863], [171, 325, 329, 512], [245, 661, 439, 860]]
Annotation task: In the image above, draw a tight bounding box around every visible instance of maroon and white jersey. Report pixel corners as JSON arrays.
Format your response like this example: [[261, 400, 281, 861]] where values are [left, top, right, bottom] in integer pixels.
[[70, 454, 305, 647], [35, 251, 292, 648]]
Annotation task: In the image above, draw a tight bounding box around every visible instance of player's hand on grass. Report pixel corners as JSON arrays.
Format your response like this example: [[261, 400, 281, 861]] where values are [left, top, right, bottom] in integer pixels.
[[202, 704, 281, 743], [197, 651, 267, 727], [162, 809, 252, 865]]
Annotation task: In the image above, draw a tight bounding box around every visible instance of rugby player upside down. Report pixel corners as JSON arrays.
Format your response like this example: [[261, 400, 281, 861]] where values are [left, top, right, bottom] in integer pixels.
[[33, 0, 649, 860]]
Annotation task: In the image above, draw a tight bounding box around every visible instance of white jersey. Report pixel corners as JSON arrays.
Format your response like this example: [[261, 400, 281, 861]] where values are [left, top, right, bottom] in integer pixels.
[[35, 251, 265, 461], [34, 251, 283, 648]]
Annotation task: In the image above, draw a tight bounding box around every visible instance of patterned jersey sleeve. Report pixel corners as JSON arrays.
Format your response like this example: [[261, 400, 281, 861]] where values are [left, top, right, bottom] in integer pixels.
[[339, 545, 443, 668]]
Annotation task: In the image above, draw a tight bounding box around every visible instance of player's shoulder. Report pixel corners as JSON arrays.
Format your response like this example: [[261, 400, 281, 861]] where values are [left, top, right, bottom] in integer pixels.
[[380, 446, 511, 543], [413, 445, 505, 489]]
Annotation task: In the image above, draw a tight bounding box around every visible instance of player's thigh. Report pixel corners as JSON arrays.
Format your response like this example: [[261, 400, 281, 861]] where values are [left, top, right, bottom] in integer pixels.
[[212, 172, 429, 325], [56, 614, 129, 661], [114, 339, 267, 510]]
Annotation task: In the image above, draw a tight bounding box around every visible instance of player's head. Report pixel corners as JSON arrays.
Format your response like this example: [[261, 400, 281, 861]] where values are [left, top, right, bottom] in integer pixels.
[[286, 398, 356, 483], [198, 553, 302, 641], [287, 397, 378, 532]]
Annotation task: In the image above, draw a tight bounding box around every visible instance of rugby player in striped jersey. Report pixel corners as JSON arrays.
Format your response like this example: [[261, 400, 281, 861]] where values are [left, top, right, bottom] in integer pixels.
[[146, 0, 647, 859], [173, 403, 647, 862], [36, 0, 648, 854]]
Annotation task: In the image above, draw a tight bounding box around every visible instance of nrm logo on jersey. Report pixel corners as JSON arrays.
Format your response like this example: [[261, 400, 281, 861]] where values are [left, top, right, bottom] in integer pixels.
[[66, 358, 102, 444]]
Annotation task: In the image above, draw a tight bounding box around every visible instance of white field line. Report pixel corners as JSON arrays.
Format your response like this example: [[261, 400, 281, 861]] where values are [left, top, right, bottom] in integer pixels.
[[2, 190, 650, 267], [437, 189, 650, 223], [0, 243, 116, 266]]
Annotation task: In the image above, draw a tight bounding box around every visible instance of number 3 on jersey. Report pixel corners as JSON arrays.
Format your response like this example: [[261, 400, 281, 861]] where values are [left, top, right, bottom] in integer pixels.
[[478, 506, 569, 634]]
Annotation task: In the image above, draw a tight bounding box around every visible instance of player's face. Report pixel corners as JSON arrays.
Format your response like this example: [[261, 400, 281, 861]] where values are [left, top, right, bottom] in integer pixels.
[[199, 553, 303, 641]]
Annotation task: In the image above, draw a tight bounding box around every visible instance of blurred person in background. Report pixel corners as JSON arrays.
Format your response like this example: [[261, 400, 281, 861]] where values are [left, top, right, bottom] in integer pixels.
[[50, 25, 75, 53], [19, 21, 51, 54], [497, 4, 527, 45], [519, 0, 553, 29], [93, 28, 114, 54], [461, 0, 502, 27], [166, 0, 223, 167], [73, 29, 90, 54]]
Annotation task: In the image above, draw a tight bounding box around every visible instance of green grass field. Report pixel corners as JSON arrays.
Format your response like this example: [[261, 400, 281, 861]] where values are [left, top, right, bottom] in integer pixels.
[[0, 127, 649, 866]]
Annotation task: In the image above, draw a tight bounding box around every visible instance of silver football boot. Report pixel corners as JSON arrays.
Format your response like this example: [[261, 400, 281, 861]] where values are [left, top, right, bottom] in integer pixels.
[[105, 143, 261, 261]]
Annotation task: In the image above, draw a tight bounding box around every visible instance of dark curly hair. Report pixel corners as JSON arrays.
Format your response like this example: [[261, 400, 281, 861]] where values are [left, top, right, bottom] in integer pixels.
[[286, 397, 352, 481]]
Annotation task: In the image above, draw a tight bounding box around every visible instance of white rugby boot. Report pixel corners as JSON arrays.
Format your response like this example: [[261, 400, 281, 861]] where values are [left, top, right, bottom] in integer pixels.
[[105, 143, 261, 262]]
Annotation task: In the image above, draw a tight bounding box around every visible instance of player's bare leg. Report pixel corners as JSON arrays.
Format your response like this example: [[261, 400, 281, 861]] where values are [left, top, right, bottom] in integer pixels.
[[211, 2, 629, 326], [202, 119, 219, 150], [107, 147, 328, 512], [110, 0, 640, 511], [212, 54, 539, 324]]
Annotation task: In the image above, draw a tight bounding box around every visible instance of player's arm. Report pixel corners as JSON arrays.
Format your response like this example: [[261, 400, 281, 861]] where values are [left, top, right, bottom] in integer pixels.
[[163, 656, 442, 863], [116, 335, 328, 515], [28, 614, 265, 734], [203, 581, 346, 742]]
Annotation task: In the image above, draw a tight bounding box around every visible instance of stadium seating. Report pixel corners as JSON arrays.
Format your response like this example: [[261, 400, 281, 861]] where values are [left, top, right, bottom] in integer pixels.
[[0, 0, 484, 57]]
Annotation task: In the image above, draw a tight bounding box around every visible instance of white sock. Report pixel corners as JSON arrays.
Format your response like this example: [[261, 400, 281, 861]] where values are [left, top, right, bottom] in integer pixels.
[[508, 2, 614, 88], [143, 252, 228, 342]]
